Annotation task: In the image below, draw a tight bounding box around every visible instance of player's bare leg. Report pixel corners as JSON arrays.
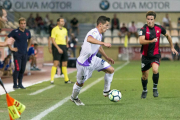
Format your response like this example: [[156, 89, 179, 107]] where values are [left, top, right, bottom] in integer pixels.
[[152, 63, 159, 97], [141, 70, 149, 99], [102, 66, 114, 97]]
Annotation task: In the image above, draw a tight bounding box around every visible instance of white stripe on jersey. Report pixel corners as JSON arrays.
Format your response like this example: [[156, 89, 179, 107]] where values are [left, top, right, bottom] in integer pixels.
[[77, 28, 102, 66]]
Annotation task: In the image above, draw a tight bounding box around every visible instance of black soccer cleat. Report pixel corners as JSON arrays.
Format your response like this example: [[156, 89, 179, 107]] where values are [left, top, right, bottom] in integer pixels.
[[13, 85, 19, 89], [153, 89, 158, 97], [65, 80, 74, 84], [103, 90, 111, 97], [19, 85, 26, 89], [141, 90, 148, 99]]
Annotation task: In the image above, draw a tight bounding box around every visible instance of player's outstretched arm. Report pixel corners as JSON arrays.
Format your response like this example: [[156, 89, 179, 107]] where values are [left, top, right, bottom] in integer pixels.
[[0, 37, 14, 47], [165, 33, 178, 55], [139, 36, 157, 45], [87, 36, 104, 45], [87, 36, 111, 48], [99, 46, 114, 64]]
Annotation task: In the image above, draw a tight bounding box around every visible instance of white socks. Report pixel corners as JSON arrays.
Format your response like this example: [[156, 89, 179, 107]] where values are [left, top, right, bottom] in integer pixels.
[[72, 83, 82, 99], [104, 73, 114, 92]]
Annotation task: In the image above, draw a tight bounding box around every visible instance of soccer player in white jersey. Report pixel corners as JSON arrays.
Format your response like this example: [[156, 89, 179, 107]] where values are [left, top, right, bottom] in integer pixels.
[[70, 16, 115, 106]]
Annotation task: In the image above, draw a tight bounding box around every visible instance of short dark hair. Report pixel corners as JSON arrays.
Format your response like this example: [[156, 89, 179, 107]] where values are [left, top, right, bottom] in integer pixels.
[[34, 43, 38, 46], [146, 11, 156, 19], [97, 16, 110, 26], [0, 6, 4, 17], [57, 17, 64, 22]]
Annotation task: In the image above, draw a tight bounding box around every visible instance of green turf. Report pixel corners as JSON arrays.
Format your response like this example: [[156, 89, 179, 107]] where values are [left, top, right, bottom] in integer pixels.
[[0, 61, 180, 120]]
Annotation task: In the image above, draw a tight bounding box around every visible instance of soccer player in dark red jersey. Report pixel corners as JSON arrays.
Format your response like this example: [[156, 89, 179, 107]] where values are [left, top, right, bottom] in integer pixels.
[[139, 11, 178, 99]]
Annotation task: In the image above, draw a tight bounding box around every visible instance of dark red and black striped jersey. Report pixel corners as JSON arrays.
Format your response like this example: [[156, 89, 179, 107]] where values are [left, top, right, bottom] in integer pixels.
[[139, 24, 166, 58]]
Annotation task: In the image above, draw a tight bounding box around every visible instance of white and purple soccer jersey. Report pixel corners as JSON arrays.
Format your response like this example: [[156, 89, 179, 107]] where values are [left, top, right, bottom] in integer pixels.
[[76, 28, 110, 84], [77, 28, 102, 66]]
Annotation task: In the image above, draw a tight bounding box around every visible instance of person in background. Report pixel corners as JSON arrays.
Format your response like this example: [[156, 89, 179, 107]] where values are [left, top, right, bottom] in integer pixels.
[[118, 23, 128, 37], [28, 43, 40, 70], [128, 21, 138, 40], [162, 13, 172, 31], [0, 54, 13, 76], [177, 17, 180, 27], [68, 33, 78, 58], [111, 14, 120, 34], [70, 17, 79, 36], [27, 13, 36, 30], [172, 42, 180, 60]]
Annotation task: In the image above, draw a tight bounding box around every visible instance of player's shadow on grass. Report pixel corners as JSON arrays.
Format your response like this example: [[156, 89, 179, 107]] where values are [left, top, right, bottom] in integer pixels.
[[84, 103, 125, 106]]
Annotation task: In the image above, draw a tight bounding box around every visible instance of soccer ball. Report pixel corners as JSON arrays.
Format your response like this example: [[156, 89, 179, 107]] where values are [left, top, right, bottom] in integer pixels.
[[108, 89, 122, 102]]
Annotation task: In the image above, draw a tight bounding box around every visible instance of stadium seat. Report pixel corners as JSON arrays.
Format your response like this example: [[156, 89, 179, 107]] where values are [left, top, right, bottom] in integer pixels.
[[128, 22, 132, 27], [112, 37, 120, 44], [155, 22, 161, 25], [0, 31, 6, 35], [14, 22, 19, 27], [104, 30, 111, 37], [121, 37, 125, 43], [36, 37, 42, 44], [166, 30, 170, 35], [42, 37, 48, 44], [163, 37, 169, 44], [129, 37, 137, 44], [112, 29, 119, 36], [160, 37, 163, 44], [171, 22, 177, 28], [104, 37, 112, 43], [5, 24, 11, 29], [29, 30, 35, 36], [172, 37, 179, 43], [136, 22, 144, 28], [171, 30, 178, 36]]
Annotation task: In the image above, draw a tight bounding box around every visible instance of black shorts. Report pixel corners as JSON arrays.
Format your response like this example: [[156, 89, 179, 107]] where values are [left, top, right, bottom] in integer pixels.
[[52, 45, 68, 61], [141, 56, 160, 72]]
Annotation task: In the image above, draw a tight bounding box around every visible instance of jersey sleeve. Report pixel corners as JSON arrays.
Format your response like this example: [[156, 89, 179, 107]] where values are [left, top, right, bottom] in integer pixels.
[[8, 30, 15, 38], [160, 26, 166, 35], [51, 28, 56, 39], [28, 31, 31, 39], [139, 27, 146, 36], [88, 30, 98, 39], [66, 29, 68, 36]]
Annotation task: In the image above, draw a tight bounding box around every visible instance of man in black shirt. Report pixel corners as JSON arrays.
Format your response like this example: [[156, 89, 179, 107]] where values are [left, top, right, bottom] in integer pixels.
[[139, 11, 178, 99], [70, 17, 79, 36]]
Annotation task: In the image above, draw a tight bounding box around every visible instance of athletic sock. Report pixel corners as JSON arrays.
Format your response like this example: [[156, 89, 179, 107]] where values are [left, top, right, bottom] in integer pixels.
[[141, 78, 148, 91], [62, 67, 69, 81], [71, 83, 82, 99], [104, 73, 114, 92], [153, 73, 159, 89], [51, 66, 57, 81]]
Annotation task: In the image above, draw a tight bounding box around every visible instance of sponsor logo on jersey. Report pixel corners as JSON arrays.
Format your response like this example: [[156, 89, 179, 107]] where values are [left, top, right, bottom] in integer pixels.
[[146, 32, 151, 34], [141, 63, 145, 68], [157, 30, 159, 33], [139, 31, 142, 35]]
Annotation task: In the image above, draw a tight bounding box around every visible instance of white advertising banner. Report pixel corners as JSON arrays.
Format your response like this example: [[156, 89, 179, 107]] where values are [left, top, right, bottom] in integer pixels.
[[1, 0, 180, 12]]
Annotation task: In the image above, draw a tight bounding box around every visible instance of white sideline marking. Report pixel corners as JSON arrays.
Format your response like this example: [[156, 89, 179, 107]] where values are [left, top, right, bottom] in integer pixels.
[[29, 85, 55, 95], [0, 70, 76, 95], [31, 61, 129, 120]]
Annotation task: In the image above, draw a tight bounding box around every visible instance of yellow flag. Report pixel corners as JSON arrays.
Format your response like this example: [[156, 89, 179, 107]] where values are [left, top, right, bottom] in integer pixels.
[[6, 94, 20, 120], [124, 35, 128, 48], [14, 99, 26, 114]]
